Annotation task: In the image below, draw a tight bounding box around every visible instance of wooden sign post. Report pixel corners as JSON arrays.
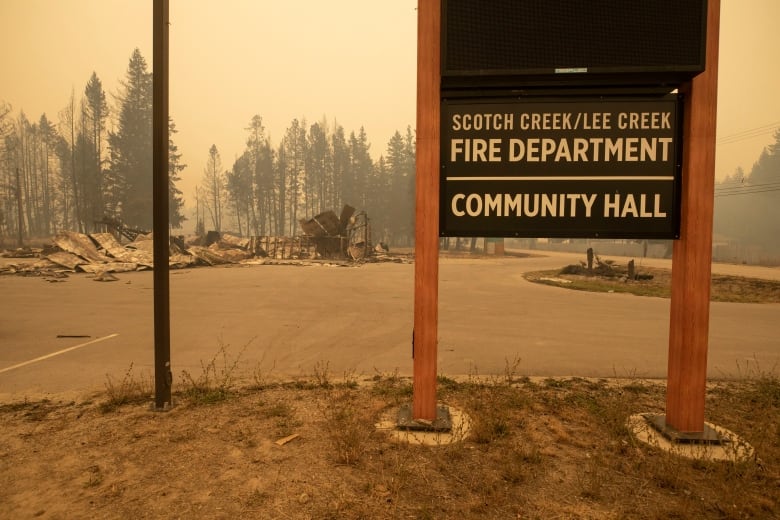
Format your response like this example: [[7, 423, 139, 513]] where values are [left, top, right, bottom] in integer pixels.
[[664, 0, 720, 436], [412, 0, 441, 421], [410, 0, 718, 433]]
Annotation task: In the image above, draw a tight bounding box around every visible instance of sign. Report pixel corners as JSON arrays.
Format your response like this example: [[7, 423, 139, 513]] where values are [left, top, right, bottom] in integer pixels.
[[440, 95, 683, 238], [441, 0, 707, 89]]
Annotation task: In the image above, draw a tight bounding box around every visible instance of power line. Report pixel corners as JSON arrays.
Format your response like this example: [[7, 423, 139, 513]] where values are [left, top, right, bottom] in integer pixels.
[[716, 189, 780, 197], [715, 181, 780, 192], [718, 121, 779, 140], [715, 182, 780, 197], [718, 121, 780, 145], [716, 190, 780, 198]]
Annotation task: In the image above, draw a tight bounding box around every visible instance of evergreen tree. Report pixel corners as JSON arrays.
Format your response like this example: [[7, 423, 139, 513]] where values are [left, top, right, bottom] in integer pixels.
[[244, 115, 277, 235], [384, 126, 415, 244], [370, 155, 390, 242], [0, 103, 14, 239], [714, 129, 780, 254], [275, 141, 287, 236], [168, 118, 186, 229], [282, 118, 307, 235], [737, 132, 780, 250], [38, 114, 57, 234], [348, 127, 372, 210], [331, 124, 349, 209], [226, 151, 253, 236], [255, 134, 275, 235], [107, 48, 153, 229], [106, 49, 184, 231], [244, 115, 264, 235], [306, 121, 330, 216]]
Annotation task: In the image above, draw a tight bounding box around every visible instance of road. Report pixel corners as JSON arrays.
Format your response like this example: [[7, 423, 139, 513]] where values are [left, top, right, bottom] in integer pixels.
[[1, 250, 778, 400]]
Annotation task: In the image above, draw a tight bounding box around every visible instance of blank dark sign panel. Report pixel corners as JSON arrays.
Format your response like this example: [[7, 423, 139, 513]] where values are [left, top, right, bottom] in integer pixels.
[[442, 0, 707, 87]]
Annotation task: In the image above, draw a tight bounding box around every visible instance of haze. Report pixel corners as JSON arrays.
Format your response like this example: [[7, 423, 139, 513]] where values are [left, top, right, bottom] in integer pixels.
[[1, 0, 779, 226]]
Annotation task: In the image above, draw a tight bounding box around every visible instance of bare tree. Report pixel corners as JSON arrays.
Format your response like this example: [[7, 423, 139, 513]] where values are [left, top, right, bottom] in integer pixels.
[[84, 72, 108, 223], [201, 144, 226, 232], [59, 89, 83, 232]]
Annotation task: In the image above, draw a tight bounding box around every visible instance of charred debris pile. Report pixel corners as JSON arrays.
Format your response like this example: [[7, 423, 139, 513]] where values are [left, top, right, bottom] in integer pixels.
[[559, 247, 654, 281], [1, 206, 407, 278]]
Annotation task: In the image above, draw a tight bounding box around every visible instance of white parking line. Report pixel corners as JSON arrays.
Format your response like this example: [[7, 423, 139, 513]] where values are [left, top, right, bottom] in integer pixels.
[[0, 333, 120, 374]]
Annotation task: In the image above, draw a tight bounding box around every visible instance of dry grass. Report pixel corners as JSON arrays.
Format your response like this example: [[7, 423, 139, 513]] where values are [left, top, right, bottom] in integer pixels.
[[1, 370, 778, 519], [101, 362, 154, 412], [180, 337, 253, 404]]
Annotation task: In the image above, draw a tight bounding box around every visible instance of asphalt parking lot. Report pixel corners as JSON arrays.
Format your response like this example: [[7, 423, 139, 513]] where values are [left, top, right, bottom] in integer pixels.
[[1, 250, 778, 400]]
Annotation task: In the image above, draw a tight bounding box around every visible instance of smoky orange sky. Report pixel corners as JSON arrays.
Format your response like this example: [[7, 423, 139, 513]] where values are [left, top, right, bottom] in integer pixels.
[[2, 0, 779, 225]]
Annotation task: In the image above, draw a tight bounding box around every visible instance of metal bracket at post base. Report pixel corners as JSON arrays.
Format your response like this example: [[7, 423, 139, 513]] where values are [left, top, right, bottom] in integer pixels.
[[644, 414, 727, 445], [150, 401, 174, 412], [397, 404, 452, 432]]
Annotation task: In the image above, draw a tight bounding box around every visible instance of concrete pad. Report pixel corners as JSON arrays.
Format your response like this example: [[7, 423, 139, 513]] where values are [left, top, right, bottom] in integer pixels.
[[628, 413, 755, 462], [375, 404, 471, 446]]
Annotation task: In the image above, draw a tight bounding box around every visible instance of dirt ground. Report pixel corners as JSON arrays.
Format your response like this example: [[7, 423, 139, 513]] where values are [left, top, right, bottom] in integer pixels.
[[1, 372, 778, 520]]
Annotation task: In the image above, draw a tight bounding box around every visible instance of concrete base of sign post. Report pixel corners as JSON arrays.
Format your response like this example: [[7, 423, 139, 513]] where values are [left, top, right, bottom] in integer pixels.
[[628, 414, 754, 462], [644, 414, 722, 445], [375, 404, 470, 446], [396, 403, 452, 432]]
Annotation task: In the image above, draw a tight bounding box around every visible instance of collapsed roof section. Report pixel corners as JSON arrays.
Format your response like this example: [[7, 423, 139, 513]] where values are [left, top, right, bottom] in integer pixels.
[[298, 205, 373, 261], [0, 206, 401, 277]]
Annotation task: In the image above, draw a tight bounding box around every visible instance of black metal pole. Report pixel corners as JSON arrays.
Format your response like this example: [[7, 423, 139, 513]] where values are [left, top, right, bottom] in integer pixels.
[[15, 168, 24, 247], [153, 0, 172, 410]]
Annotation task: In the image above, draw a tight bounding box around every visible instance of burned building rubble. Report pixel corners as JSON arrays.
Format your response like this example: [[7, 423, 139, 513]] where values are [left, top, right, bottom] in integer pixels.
[[297, 205, 373, 261], [0, 206, 407, 277]]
